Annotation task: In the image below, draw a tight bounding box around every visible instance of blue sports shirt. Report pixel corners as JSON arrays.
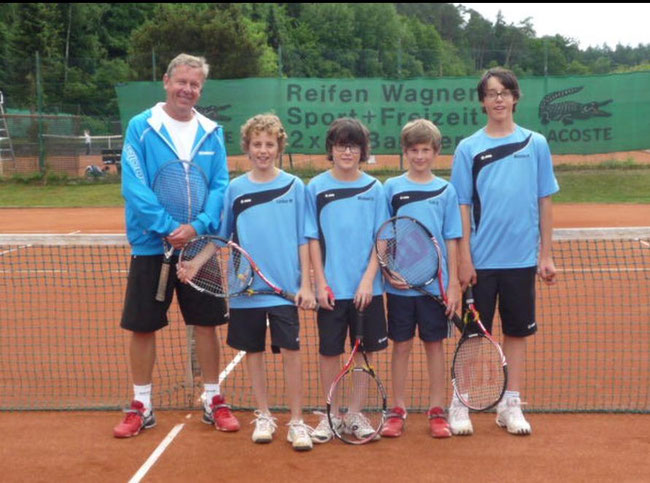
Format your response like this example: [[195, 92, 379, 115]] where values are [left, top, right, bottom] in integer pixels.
[[305, 171, 389, 300], [450, 125, 559, 269], [383, 174, 462, 296], [220, 170, 307, 309]]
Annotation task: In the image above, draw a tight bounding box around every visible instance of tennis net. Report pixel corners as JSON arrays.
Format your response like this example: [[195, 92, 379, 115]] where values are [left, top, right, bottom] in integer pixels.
[[0, 228, 648, 413]]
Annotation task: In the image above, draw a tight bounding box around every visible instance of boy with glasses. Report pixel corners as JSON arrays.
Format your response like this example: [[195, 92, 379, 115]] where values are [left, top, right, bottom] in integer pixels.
[[450, 67, 559, 436], [305, 118, 390, 443]]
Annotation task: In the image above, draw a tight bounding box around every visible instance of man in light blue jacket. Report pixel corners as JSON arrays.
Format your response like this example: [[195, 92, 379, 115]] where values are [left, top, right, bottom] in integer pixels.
[[114, 53, 239, 438]]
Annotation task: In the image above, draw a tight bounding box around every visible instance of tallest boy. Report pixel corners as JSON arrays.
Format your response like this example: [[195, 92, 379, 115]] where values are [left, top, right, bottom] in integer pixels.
[[450, 67, 559, 436]]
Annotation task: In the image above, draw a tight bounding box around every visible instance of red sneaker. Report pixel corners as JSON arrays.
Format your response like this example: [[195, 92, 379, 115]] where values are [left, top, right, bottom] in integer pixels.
[[427, 406, 452, 438], [202, 395, 240, 432], [113, 400, 156, 438], [380, 406, 407, 437]]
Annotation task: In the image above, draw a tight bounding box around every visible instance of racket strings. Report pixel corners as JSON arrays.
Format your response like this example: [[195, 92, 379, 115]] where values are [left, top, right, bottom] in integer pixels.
[[454, 336, 505, 409], [153, 162, 208, 223], [377, 219, 439, 286], [180, 239, 253, 296]]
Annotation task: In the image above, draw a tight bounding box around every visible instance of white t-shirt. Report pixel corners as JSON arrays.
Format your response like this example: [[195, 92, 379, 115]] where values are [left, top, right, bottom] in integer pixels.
[[161, 109, 198, 161]]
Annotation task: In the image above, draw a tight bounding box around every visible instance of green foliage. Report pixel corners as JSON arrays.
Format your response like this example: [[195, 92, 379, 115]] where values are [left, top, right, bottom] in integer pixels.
[[128, 4, 276, 79], [1, 2, 648, 122]]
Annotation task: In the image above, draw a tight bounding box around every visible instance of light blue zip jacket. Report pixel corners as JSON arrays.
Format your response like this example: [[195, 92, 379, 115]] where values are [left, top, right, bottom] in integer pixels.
[[120, 103, 229, 255]]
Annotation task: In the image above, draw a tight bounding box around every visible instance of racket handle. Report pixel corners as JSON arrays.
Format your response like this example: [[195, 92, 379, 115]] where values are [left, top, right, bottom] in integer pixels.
[[465, 285, 475, 305], [155, 262, 171, 302], [283, 291, 320, 312], [353, 309, 365, 341]]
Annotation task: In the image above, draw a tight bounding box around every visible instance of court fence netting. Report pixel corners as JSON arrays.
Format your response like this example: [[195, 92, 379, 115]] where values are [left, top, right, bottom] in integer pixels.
[[0, 227, 648, 413]]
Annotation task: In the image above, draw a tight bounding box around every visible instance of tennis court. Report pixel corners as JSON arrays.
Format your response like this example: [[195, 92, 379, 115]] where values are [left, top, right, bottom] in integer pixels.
[[1, 205, 649, 481]]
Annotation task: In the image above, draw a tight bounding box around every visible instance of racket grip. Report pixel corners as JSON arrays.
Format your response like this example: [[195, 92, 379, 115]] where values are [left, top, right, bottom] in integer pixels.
[[284, 291, 320, 312], [155, 262, 171, 302], [465, 285, 475, 305]]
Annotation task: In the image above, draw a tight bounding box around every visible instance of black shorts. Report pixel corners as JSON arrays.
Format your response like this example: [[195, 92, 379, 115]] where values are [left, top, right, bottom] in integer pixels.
[[120, 255, 228, 333], [386, 293, 448, 343], [472, 266, 537, 337], [227, 305, 300, 353], [317, 296, 387, 356]]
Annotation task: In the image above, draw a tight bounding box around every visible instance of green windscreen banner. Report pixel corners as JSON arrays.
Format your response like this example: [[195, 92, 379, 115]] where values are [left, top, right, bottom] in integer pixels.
[[115, 71, 650, 155]]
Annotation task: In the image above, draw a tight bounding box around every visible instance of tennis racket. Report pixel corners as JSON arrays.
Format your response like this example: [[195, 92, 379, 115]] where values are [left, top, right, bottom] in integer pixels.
[[152, 159, 208, 302], [375, 215, 463, 331], [178, 235, 310, 306], [451, 285, 508, 411], [326, 310, 387, 445]]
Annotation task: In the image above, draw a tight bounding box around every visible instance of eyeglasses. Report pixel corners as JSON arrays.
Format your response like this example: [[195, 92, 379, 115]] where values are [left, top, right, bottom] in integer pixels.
[[333, 144, 361, 154], [485, 89, 514, 100]]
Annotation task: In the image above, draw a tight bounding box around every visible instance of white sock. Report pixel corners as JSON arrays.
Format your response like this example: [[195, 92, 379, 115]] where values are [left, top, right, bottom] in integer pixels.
[[451, 392, 468, 406], [134, 384, 152, 413], [203, 383, 221, 410]]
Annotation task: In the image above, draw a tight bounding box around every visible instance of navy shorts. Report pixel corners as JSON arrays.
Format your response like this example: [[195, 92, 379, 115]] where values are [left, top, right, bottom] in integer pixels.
[[386, 293, 448, 343], [472, 266, 537, 337], [227, 305, 300, 353], [317, 296, 387, 356], [120, 255, 228, 333]]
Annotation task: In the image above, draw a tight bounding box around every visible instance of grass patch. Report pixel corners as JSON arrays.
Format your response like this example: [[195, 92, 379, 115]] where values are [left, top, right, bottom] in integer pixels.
[[2, 164, 649, 206], [553, 168, 650, 203], [0, 181, 124, 207]]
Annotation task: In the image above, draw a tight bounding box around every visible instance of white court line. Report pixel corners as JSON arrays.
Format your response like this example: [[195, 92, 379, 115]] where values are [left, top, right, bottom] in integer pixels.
[[0, 244, 32, 256], [128, 423, 185, 483], [219, 350, 246, 385]]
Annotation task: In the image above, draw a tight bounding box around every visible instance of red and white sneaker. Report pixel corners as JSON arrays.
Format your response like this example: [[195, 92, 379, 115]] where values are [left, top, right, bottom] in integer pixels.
[[202, 395, 240, 432], [380, 406, 407, 437], [113, 400, 156, 438], [427, 406, 452, 439]]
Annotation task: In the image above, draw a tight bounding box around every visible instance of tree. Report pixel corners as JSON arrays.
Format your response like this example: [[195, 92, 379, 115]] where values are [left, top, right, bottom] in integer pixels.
[[462, 9, 494, 71], [128, 4, 276, 80]]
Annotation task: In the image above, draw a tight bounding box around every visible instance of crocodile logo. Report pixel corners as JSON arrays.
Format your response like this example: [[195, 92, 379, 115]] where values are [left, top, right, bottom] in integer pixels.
[[196, 104, 232, 122], [539, 87, 612, 125]]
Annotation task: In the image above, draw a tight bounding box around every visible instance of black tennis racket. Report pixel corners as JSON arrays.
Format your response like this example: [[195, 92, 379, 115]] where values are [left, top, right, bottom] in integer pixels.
[[451, 285, 508, 411], [375, 215, 463, 330], [326, 310, 387, 445], [152, 160, 209, 302], [178, 235, 311, 306]]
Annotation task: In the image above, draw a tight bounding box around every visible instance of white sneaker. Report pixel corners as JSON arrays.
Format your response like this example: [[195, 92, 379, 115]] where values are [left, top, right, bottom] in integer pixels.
[[251, 410, 277, 443], [448, 398, 473, 436], [496, 396, 531, 435], [311, 411, 341, 444], [343, 412, 380, 441], [287, 420, 313, 451]]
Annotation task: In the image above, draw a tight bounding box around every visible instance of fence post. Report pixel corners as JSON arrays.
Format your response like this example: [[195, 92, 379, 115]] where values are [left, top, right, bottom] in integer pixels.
[[36, 51, 45, 173]]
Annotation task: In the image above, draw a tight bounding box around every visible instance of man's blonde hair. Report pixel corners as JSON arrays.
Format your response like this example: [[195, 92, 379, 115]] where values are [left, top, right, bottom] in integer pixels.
[[240, 113, 288, 154], [401, 119, 442, 152], [166, 53, 209, 79]]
